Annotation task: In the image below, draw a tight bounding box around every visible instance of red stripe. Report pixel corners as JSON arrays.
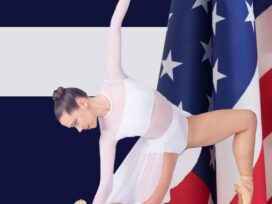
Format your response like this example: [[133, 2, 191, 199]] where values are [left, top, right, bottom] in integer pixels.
[[260, 68, 272, 203], [268, 196, 272, 204], [252, 148, 267, 203], [260, 68, 272, 139], [167, 172, 210, 204]]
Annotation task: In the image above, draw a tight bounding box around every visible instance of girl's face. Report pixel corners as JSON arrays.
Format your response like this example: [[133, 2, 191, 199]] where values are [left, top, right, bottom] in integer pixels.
[[59, 97, 97, 132]]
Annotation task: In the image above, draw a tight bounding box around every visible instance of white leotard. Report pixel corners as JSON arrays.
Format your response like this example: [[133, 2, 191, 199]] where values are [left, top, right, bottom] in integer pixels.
[[100, 77, 154, 139], [98, 76, 175, 141]]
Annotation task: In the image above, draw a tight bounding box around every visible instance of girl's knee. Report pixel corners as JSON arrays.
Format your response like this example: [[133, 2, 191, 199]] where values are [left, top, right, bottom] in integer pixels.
[[243, 109, 257, 128]]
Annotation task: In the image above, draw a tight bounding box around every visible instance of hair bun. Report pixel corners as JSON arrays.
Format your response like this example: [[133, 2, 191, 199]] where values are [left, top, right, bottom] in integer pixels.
[[53, 87, 65, 102]]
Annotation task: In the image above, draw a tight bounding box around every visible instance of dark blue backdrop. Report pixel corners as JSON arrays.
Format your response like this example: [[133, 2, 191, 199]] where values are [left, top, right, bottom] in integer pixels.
[[0, 0, 171, 27], [0, 97, 139, 203]]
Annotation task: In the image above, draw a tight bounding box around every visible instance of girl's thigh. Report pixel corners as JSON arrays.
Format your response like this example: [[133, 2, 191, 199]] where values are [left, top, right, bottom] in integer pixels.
[[185, 109, 256, 149]]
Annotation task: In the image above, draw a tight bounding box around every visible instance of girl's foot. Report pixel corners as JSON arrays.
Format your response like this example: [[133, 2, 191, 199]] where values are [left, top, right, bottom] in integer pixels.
[[234, 175, 253, 204]]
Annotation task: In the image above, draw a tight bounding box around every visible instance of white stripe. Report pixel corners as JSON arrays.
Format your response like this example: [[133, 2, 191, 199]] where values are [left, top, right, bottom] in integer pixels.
[[0, 27, 167, 96], [264, 132, 272, 201], [256, 6, 272, 77]]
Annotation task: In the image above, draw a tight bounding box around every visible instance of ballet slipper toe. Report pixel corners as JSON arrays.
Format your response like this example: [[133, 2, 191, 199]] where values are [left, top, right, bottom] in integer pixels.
[[74, 199, 87, 204], [234, 176, 253, 204]]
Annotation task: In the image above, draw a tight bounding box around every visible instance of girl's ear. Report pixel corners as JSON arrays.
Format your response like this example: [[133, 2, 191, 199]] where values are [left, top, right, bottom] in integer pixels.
[[75, 97, 83, 107], [76, 97, 88, 108]]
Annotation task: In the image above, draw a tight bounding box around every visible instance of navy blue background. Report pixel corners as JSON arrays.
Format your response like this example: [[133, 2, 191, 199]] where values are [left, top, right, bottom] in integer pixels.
[[0, 97, 139, 203], [0, 0, 171, 27]]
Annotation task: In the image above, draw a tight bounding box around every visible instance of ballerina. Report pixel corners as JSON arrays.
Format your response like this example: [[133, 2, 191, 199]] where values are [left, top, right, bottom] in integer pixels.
[[52, 0, 256, 203]]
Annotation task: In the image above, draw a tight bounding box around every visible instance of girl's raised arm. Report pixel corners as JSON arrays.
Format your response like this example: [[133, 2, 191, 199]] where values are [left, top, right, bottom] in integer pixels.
[[105, 0, 131, 81]]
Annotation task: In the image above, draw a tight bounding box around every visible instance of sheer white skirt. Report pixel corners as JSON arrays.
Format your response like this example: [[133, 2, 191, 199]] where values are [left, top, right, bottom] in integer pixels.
[[105, 104, 190, 204]]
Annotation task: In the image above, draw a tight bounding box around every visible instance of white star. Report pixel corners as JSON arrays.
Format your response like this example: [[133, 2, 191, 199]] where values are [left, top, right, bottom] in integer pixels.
[[192, 0, 210, 13], [212, 2, 225, 35], [178, 100, 192, 117], [178, 100, 185, 110], [161, 50, 183, 80], [207, 92, 214, 111], [167, 13, 174, 27], [245, 1, 255, 31], [201, 37, 212, 66], [209, 146, 216, 171], [169, 12, 173, 20], [212, 59, 227, 93]]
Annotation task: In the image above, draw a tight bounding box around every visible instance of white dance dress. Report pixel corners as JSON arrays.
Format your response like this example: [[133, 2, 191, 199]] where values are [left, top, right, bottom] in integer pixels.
[[93, 75, 191, 204]]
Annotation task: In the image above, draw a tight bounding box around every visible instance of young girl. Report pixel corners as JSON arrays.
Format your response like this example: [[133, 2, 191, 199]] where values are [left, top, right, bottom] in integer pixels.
[[53, 0, 256, 203]]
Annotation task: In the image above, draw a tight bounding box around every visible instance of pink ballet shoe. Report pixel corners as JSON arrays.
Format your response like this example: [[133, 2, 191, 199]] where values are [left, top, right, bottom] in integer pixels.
[[234, 176, 253, 204]]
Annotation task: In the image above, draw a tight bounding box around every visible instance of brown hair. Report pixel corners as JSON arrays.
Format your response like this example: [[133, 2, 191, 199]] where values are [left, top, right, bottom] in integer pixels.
[[52, 86, 89, 120]]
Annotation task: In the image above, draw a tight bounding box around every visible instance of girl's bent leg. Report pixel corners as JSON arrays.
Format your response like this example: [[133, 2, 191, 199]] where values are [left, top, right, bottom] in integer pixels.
[[185, 108, 256, 204], [185, 108, 256, 176]]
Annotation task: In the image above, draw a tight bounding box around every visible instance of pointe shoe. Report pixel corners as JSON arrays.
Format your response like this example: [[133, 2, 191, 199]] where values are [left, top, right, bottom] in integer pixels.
[[234, 176, 253, 204], [74, 199, 87, 204]]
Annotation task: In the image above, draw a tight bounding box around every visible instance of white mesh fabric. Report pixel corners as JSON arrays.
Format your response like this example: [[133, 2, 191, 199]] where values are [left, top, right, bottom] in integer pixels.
[[98, 79, 127, 139], [143, 90, 174, 139], [135, 152, 164, 202], [92, 132, 118, 204]]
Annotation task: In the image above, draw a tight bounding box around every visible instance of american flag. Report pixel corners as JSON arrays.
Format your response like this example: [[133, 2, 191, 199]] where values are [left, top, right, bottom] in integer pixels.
[[156, 0, 272, 203]]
